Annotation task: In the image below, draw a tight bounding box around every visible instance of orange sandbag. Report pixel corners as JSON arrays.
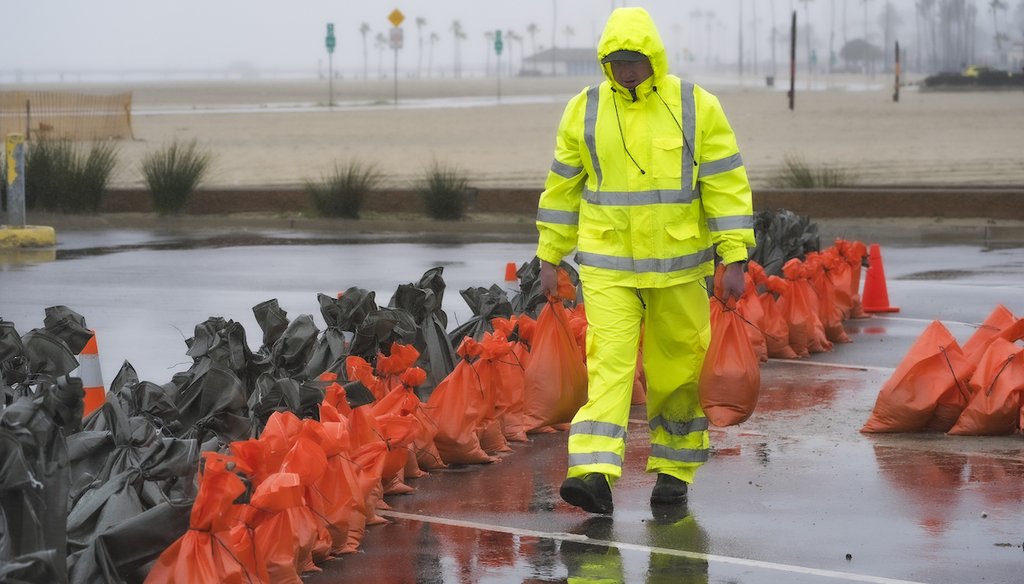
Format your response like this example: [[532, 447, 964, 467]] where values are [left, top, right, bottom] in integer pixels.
[[759, 289, 798, 359], [249, 472, 322, 584], [809, 252, 851, 344], [424, 338, 498, 465], [964, 316, 1024, 365], [769, 274, 810, 358], [490, 316, 532, 442], [837, 239, 870, 319], [699, 278, 761, 426], [145, 453, 252, 584], [736, 272, 769, 363], [961, 304, 1017, 358], [521, 299, 588, 433], [948, 338, 1024, 435], [786, 259, 833, 354], [862, 321, 976, 433], [473, 332, 514, 455], [824, 247, 855, 319], [300, 418, 367, 555]]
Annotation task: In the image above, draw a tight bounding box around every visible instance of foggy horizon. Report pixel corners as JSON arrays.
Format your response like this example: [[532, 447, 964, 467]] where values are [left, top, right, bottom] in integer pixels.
[[3, 0, 1022, 82]]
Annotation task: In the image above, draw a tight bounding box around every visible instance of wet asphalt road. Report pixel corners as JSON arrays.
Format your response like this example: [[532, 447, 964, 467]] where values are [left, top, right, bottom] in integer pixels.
[[1, 229, 1023, 584]]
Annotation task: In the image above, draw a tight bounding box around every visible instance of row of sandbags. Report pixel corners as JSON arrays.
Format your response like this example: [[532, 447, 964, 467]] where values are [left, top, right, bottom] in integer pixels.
[[145, 269, 596, 582], [863, 304, 1024, 435], [0, 260, 590, 583]]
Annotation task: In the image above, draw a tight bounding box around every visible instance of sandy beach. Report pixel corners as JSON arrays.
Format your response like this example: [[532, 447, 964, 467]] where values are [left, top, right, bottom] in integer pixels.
[[10, 74, 1024, 190]]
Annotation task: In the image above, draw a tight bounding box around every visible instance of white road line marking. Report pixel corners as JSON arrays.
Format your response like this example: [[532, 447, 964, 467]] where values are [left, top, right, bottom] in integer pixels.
[[772, 360, 895, 373], [380, 510, 928, 584]]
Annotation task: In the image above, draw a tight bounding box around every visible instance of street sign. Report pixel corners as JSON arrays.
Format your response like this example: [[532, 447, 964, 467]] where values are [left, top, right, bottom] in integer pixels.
[[326, 22, 335, 53], [494, 30, 503, 56], [389, 27, 403, 50], [388, 8, 404, 27]]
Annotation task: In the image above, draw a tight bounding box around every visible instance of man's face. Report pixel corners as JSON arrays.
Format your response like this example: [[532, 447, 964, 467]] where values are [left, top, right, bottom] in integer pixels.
[[610, 59, 653, 90]]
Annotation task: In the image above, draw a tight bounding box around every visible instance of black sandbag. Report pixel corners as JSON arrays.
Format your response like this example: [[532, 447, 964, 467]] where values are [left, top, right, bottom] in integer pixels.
[[750, 209, 821, 276], [0, 549, 65, 584], [389, 267, 456, 400], [0, 395, 70, 562], [20, 329, 78, 379], [169, 360, 250, 445], [107, 362, 180, 435], [511, 257, 582, 317], [252, 298, 289, 348], [66, 500, 191, 584], [447, 284, 513, 347], [348, 308, 419, 362], [42, 306, 93, 356]]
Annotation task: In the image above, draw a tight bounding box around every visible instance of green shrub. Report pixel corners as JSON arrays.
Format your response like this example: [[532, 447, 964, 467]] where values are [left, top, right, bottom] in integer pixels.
[[23, 139, 118, 213], [305, 160, 383, 219], [418, 160, 469, 220], [141, 139, 212, 215], [768, 155, 856, 188]]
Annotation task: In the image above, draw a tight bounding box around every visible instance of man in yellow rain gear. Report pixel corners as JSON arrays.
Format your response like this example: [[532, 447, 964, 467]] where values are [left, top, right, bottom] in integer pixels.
[[537, 7, 754, 514]]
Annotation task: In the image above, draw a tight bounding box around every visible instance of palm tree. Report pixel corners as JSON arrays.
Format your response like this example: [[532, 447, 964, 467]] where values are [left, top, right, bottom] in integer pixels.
[[526, 22, 540, 57], [428, 32, 439, 78], [359, 22, 371, 80], [563, 25, 575, 47], [416, 17, 427, 78], [990, 0, 1008, 51], [451, 20, 466, 78], [374, 32, 386, 78], [509, 30, 525, 75], [799, 0, 814, 73], [485, 31, 495, 76]]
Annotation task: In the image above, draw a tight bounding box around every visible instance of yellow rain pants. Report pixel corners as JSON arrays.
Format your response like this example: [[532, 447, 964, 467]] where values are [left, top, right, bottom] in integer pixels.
[[567, 279, 711, 485]]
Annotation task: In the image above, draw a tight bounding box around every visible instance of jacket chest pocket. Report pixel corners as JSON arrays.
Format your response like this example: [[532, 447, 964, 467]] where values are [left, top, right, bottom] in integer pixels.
[[652, 135, 683, 179]]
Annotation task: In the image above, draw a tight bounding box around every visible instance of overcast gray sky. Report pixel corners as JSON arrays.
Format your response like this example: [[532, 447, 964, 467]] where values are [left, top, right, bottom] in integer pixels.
[[1, 1, 1016, 77]]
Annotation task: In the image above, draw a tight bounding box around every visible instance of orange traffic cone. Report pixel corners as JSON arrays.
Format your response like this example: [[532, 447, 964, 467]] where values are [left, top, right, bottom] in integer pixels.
[[861, 243, 900, 313], [504, 262, 518, 282], [77, 331, 106, 416]]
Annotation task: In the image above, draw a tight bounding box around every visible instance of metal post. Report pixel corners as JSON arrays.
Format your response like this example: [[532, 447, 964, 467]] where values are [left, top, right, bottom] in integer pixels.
[[497, 50, 502, 104], [893, 40, 901, 103], [329, 53, 334, 109], [393, 48, 399, 108], [788, 11, 797, 111], [6, 134, 26, 227]]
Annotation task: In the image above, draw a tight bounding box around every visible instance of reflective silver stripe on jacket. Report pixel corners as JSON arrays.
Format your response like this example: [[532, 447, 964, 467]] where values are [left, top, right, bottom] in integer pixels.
[[681, 81, 696, 191], [570, 420, 627, 440], [537, 208, 580, 225], [584, 86, 603, 188], [551, 159, 584, 179], [649, 415, 709, 436], [583, 187, 700, 206], [575, 247, 714, 274], [650, 444, 710, 463], [707, 215, 755, 232], [698, 152, 744, 178], [568, 451, 623, 467]]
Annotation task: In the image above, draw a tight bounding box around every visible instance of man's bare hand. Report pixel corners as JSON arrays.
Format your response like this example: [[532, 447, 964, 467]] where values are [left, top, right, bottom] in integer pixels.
[[539, 260, 559, 299], [722, 262, 746, 302]]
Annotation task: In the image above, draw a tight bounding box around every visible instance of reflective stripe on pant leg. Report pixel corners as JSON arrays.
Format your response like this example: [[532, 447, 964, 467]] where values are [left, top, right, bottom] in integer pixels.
[[567, 282, 643, 482], [642, 282, 712, 483]]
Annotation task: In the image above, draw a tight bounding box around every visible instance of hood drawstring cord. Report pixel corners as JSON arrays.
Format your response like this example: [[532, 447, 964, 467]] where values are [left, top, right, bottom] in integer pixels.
[[611, 92, 646, 175], [652, 86, 698, 168]]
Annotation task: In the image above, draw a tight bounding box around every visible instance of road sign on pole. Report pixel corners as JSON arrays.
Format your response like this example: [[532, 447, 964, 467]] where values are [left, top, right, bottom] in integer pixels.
[[494, 30, 503, 55], [388, 10, 404, 108], [388, 9, 405, 27], [326, 22, 336, 108]]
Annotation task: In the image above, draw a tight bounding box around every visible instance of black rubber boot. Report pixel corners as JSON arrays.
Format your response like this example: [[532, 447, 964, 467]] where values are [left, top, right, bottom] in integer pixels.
[[559, 473, 614, 514], [650, 473, 688, 506]]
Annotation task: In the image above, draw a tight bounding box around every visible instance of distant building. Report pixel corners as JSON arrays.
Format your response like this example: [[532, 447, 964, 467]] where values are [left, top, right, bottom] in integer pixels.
[[1009, 42, 1024, 73], [522, 48, 600, 77]]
